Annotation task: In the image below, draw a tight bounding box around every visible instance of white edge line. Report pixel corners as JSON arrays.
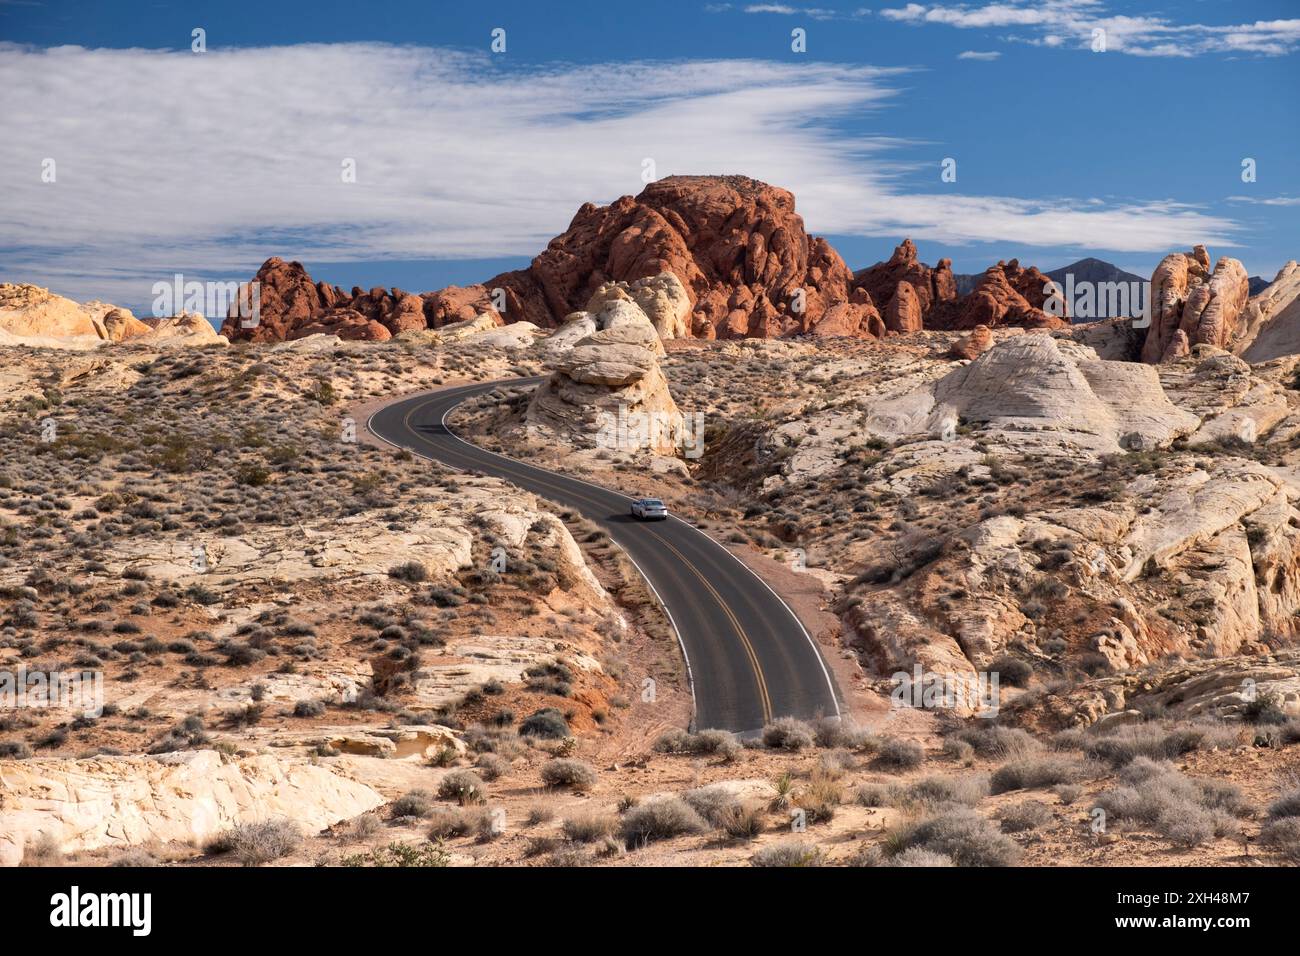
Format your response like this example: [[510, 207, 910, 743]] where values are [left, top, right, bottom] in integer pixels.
[[365, 385, 703, 731]]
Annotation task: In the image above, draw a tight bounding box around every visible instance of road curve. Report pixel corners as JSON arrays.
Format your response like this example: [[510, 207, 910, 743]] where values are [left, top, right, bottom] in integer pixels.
[[367, 379, 841, 735]]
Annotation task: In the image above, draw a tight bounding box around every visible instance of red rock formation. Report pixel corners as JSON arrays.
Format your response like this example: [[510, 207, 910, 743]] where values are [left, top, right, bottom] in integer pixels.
[[948, 324, 993, 360], [810, 289, 884, 338], [885, 281, 923, 332], [1140, 245, 1249, 363], [226, 177, 868, 342], [225, 185, 1063, 344], [944, 261, 1068, 331], [854, 239, 957, 322], [854, 241, 1062, 332], [288, 309, 392, 342], [486, 174, 862, 338]]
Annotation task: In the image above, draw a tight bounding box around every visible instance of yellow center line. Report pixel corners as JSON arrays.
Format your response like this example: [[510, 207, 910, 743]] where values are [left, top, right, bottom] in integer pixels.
[[646, 529, 773, 723], [393, 390, 774, 724]]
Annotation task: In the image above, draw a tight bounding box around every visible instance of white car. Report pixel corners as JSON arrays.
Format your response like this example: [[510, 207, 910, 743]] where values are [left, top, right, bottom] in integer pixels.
[[630, 497, 669, 520]]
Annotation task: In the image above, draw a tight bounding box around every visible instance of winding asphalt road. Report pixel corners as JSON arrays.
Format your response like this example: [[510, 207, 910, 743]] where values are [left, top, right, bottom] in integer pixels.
[[367, 379, 841, 734]]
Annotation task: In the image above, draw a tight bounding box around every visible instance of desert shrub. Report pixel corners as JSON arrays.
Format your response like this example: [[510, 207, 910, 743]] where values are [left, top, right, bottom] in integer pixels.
[[998, 801, 1052, 833], [293, 699, 326, 718], [886, 807, 1021, 867], [351, 813, 383, 839], [1260, 818, 1300, 863], [989, 655, 1033, 688], [1094, 758, 1249, 848], [794, 773, 844, 825], [769, 772, 796, 811], [0, 740, 32, 759], [1161, 807, 1217, 847], [884, 847, 955, 867], [519, 707, 569, 739], [1083, 724, 1204, 766], [391, 789, 436, 819], [1267, 786, 1300, 820], [438, 770, 486, 805], [812, 717, 875, 750], [474, 753, 508, 781], [991, 756, 1088, 794], [942, 738, 975, 763], [751, 840, 824, 867], [540, 758, 597, 792], [620, 797, 705, 848], [387, 561, 428, 583], [525, 805, 555, 827], [653, 727, 740, 761], [545, 845, 592, 867], [1054, 783, 1084, 805], [855, 782, 895, 808], [903, 774, 989, 807], [952, 724, 1039, 758], [341, 842, 450, 867], [873, 737, 924, 770], [718, 802, 765, 840], [108, 849, 157, 867], [761, 717, 814, 751], [1243, 690, 1289, 725], [683, 784, 742, 827], [426, 808, 484, 839], [207, 818, 300, 866], [1278, 719, 1300, 745], [562, 812, 618, 843], [20, 833, 65, 866], [222, 642, 265, 667]]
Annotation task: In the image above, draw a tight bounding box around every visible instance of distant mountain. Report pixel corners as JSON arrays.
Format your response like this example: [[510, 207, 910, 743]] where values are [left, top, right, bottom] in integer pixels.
[[953, 272, 980, 296], [1249, 275, 1272, 296], [1045, 257, 1145, 289]]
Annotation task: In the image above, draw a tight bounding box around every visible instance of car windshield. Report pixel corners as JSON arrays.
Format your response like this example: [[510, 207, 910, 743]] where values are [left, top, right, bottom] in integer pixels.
[[642, 499, 664, 507]]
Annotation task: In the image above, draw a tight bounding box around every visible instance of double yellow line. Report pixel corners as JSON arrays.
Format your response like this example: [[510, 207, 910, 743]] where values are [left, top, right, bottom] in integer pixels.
[[645, 530, 772, 722], [395, 391, 774, 725]]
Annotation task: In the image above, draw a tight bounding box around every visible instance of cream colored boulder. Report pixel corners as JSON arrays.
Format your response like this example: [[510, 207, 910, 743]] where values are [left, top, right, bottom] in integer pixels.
[[0, 750, 384, 866]]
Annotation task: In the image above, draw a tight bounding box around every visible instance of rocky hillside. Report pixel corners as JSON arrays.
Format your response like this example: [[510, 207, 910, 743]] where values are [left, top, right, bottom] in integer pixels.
[[0, 331, 694, 865], [220, 177, 1071, 344], [0, 284, 224, 349]]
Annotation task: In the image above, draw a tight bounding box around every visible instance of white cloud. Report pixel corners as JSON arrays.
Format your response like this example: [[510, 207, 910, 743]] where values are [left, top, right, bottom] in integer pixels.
[[0, 42, 1238, 306], [740, 4, 869, 20], [1227, 195, 1300, 207], [880, 2, 1300, 57], [957, 50, 1001, 59]]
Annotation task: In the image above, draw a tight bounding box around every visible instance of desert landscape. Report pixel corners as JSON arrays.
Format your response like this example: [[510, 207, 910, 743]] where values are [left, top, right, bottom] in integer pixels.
[[2, 6, 1299, 923], [3, 170, 1300, 873]]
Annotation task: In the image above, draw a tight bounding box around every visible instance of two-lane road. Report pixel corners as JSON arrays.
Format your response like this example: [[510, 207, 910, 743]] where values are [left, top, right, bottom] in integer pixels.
[[367, 380, 841, 734]]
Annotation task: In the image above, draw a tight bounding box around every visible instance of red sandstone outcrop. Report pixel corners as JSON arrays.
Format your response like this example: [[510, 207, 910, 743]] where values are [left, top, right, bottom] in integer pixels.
[[854, 239, 956, 322], [885, 281, 923, 332], [1140, 245, 1250, 363], [809, 289, 884, 338], [854, 240, 1062, 332], [224, 183, 1065, 344], [226, 177, 870, 343], [947, 260, 1069, 331], [948, 324, 993, 360]]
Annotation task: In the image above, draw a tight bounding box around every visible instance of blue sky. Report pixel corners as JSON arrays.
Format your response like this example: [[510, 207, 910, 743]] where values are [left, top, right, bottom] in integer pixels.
[[1, 0, 1297, 315]]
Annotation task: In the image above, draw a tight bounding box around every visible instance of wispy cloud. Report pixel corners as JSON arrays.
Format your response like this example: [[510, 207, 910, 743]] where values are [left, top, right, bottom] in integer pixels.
[[0, 42, 1237, 305], [881, 2, 1300, 57], [956, 49, 1000, 59], [739, 4, 871, 20], [1227, 195, 1300, 207]]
